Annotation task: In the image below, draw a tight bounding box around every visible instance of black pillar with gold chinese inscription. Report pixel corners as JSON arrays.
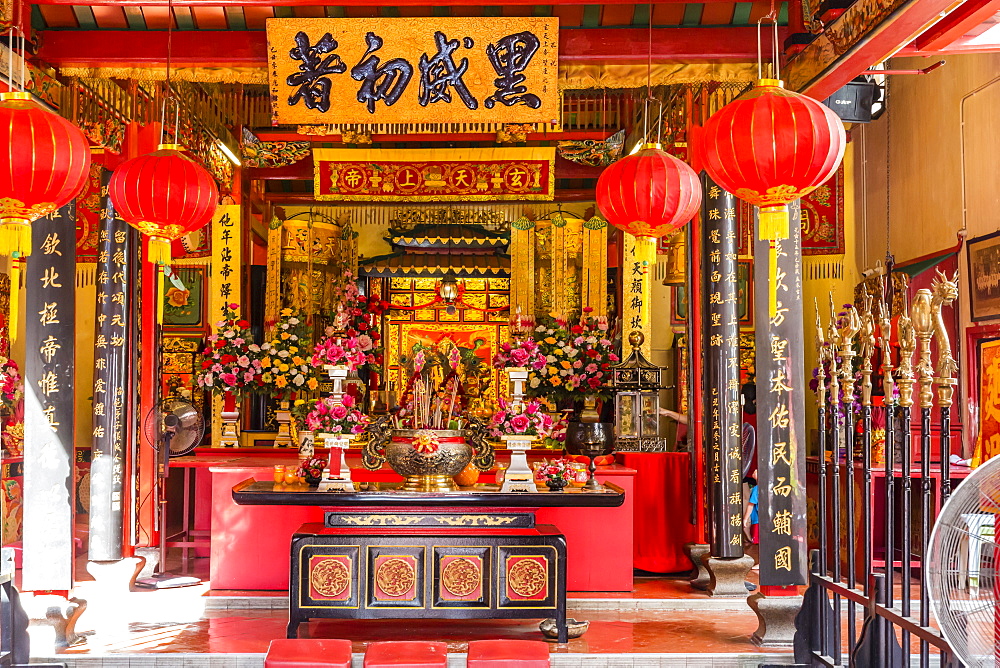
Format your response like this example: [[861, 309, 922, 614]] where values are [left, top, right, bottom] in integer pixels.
[[89, 170, 138, 562], [700, 175, 743, 558], [21, 203, 77, 591], [753, 200, 808, 585]]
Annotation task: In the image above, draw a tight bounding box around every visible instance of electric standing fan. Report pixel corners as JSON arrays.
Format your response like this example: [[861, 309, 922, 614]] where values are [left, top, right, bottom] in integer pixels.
[[741, 423, 757, 477], [135, 397, 206, 589], [927, 453, 1000, 666]]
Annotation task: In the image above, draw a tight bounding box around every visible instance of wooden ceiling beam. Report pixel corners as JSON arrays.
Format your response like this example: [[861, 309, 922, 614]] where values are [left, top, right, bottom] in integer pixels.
[[913, 0, 1000, 51], [786, 0, 960, 99], [37, 27, 765, 67]]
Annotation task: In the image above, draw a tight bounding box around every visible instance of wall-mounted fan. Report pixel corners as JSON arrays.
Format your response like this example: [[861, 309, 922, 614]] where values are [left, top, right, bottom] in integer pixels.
[[928, 454, 1000, 667], [135, 397, 205, 589]]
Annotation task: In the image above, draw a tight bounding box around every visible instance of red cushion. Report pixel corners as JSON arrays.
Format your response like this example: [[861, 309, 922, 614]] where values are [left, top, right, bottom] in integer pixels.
[[364, 641, 448, 668], [467, 640, 550, 668], [265, 639, 353, 668]]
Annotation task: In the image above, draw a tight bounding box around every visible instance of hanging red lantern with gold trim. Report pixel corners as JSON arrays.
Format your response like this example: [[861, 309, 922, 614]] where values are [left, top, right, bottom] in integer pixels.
[[700, 78, 845, 243], [595, 143, 702, 239], [109, 143, 218, 266], [0, 91, 91, 257]]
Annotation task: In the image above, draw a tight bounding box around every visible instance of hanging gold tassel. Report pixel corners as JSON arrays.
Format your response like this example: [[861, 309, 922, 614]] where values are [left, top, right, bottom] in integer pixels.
[[0, 221, 32, 258], [9, 255, 20, 343], [148, 236, 172, 266], [759, 205, 788, 242], [157, 265, 166, 325], [758, 204, 790, 320]]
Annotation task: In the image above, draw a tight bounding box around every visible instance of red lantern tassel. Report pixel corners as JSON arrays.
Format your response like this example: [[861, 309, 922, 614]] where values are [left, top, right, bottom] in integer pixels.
[[148, 236, 172, 266], [758, 205, 788, 242], [8, 256, 20, 343], [0, 220, 32, 259]]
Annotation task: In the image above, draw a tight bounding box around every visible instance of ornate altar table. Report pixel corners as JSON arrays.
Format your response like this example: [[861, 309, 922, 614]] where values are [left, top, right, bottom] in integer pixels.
[[232, 480, 625, 642]]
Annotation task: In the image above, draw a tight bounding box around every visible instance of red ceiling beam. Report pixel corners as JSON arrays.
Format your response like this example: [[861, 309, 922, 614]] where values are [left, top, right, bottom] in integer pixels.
[[913, 0, 1000, 51], [254, 130, 613, 142], [34, 0, 687, 5], [37, 27, 762, 68], [788, 0, 961, 99]]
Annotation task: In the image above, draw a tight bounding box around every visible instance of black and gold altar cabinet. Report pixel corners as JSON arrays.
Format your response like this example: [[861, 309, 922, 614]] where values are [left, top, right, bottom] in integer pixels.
[[232, 480, 625, 642]]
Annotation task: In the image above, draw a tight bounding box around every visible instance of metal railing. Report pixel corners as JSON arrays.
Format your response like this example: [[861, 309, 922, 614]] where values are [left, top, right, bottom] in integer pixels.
[[798, 271, 960, 667]]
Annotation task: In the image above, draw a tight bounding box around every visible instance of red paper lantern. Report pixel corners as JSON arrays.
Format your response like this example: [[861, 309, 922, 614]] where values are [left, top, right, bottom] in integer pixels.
[[700, 79, 845, 241], [0, 91, 91, 257], [595, 143, 702, 238], [109, 143, 218, 264]]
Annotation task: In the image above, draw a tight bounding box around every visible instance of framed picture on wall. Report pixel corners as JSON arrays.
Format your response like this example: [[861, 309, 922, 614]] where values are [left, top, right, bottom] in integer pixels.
[[976, 336, 1000, 461], [967, 230, 1000, 321]]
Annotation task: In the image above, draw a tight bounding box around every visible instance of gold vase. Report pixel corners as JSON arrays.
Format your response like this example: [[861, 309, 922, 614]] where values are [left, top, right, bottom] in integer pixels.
[[579, 395, 600, 423]]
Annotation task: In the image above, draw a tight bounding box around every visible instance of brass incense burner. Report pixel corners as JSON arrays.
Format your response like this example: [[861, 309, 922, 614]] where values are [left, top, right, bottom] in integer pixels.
[[363, 421, 495, 493]]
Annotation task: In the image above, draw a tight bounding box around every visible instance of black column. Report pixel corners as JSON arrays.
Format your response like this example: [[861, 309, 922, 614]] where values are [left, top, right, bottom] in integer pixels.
[[89, 170, 137, 561], [701, 175, 743, 558], [753, 200, 808, 585], [21, 203, 77, 590]]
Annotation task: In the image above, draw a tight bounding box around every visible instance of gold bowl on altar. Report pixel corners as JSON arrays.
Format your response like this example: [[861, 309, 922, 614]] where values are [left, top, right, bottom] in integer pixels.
[[384, 429, 476, 493]]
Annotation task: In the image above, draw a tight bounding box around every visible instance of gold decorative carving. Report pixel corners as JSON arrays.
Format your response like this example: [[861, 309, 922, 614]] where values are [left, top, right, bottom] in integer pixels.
[[508, 559, 546, 597], [442, 558, 481, 597], [340, 515, 423, 526], [163, 337, 200, 352], [310, 558, 350, 597], [438, 515, 517, 526], [376, 558, 416, 597]]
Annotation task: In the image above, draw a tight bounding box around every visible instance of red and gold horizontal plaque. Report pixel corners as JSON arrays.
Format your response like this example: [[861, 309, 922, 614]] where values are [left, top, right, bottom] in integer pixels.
[[314, 147, 555, 202], [267, 18, 559, 126], [505, 555, 548, 601], [309, 555, 353, 601], [440, 556, 483, 602]]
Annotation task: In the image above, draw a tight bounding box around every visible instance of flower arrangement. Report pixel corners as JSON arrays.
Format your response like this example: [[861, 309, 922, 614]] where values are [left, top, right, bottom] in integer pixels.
[[0, 355, 23, 412], [304, 393, 370, 436], [328, 271, 389, 376], [196, 304, 264, 397], [296, 457, 327, 483], [528, 309, 619, 402], [539, 458, 572, 484], [312, 327, 367, 370], [493, 336, 547, 372], [260, 308, 318, 398], [489, 399, 554, 439]]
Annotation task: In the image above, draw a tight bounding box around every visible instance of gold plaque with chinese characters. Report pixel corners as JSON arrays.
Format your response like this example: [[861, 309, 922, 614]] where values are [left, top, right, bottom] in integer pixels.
[[267, 18, 559, 127]]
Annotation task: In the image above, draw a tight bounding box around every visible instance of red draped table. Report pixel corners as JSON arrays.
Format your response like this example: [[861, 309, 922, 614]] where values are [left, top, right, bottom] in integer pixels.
[[618, 452, 697, 573]]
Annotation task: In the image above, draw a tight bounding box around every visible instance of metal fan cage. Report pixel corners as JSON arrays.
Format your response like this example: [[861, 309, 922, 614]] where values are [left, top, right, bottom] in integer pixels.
[[928, 453, 1000, 667], [143, 398, 206, 456]]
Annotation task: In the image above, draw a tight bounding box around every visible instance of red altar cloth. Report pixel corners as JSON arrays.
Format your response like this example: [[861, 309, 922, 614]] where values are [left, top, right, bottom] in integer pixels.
[[618, 452, 697, 574], [182, 451, 635, 592]]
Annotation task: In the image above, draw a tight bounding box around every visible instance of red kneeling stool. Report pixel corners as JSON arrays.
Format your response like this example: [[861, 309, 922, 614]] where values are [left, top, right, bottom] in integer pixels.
[[364, 641, 448, 668], [467, 640, 550, 668], [264, 639, 353, 668]]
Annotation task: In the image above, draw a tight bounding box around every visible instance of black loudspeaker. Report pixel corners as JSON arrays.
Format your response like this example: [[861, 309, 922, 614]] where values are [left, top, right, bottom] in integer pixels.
[[822, 78, 883, 123]]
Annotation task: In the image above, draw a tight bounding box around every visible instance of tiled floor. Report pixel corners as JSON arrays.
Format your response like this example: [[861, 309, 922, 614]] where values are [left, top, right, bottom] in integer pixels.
[[18, 557, 787, 664]]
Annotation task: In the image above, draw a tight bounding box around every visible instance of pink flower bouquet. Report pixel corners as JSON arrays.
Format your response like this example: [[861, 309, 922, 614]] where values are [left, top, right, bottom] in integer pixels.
[[196, 303, 264, 398], [489, 398, 554, 439], [312, 326, 367, 370], [304, 393, 370, 436]]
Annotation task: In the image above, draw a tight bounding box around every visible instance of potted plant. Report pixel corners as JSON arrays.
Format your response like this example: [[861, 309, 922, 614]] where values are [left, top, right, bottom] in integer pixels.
[[540, 459, 572, 492]]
